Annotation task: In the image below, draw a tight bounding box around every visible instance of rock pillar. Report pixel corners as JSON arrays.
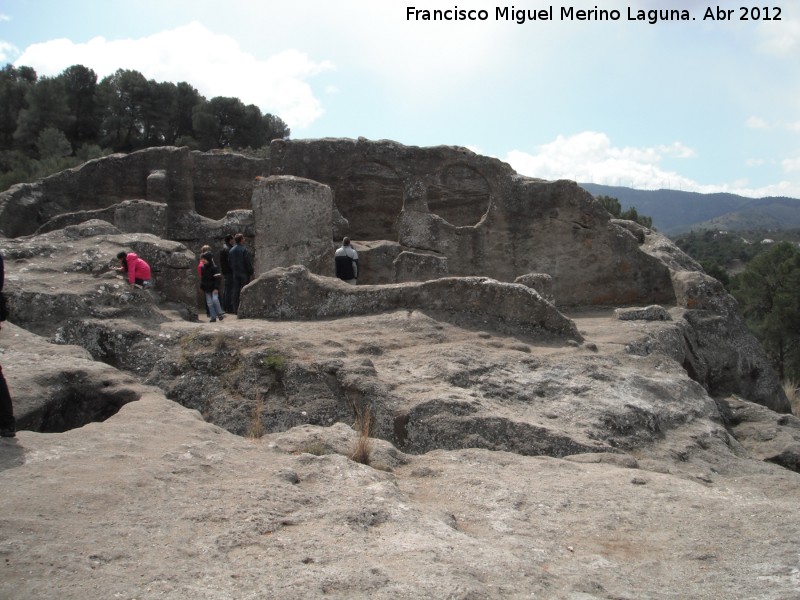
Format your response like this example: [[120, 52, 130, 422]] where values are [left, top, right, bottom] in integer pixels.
[[251, 176, 334, 276]]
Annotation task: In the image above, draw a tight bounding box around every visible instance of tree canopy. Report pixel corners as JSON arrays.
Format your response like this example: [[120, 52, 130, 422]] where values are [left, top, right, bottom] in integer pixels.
[[731, 241, 800, 382], [596, 195, 653, 228], [0, 63, 290, 190]]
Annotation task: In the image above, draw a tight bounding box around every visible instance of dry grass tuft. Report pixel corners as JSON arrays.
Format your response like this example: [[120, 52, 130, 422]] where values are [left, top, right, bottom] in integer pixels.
[[246, 391, 265, 439], [350, 405, 374, 465], [212, 331, 228, 352], [785, 380, 800, 416]]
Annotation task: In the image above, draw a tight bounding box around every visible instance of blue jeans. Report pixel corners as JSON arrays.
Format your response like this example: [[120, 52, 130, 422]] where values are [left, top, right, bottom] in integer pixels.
[[205, 291, 224, 319]]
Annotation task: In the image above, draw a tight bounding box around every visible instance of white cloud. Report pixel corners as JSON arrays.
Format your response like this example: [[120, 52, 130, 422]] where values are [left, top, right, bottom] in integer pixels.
[[745, 116, 800, 134], [14, 22, 333, 130], [0, 40, 16, 63], [746, 116, 771, 130], [504, 131, 800, 198], [757, 16, 800, 56], [657, 142, 696, 159], [504, 132, 696, 189]]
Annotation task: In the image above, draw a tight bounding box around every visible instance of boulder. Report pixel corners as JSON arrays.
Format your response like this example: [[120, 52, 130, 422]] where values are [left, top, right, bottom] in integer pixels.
[[237, 265, 581, 339], [614, 305, 672, 321], [719, 395, 800, 472], [0, 227, 197, 335], [0, 322, 143, 432], [514, 272, 554, 303], [393, 250, 449, 283]]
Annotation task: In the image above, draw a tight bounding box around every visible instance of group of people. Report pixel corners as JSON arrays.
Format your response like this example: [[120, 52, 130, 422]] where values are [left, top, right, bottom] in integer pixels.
[[112, 235, 255, 324], [198, 233, 254, 323], [198, 234, 357, 322]]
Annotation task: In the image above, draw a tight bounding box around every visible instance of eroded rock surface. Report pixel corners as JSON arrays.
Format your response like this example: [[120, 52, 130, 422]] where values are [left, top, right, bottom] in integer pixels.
[[0, 139, 797, 599]]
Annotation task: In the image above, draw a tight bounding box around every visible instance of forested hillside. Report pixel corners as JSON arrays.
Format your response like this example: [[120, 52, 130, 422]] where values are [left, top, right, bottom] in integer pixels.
[[0, 63, 289, 190], [670, 230, 800, 384], [581, 183, 800, 234]]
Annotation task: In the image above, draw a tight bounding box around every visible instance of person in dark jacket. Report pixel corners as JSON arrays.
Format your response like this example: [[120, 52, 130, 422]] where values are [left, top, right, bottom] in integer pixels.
[[227, 233, 254, 315], [0, 252, 16, 437], [334, 237, 359, 285], [199, 251, 225, 323], [219, 234, 234, 313]]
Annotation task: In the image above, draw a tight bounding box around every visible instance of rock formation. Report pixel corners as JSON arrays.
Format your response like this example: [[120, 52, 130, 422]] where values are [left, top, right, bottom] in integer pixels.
[[0, 139, 788, 412], [0, 138, 798, 598]]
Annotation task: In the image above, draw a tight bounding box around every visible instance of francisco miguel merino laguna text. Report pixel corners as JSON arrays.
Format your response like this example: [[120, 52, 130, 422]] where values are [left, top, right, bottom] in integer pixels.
[[406, 6, 783, 24]]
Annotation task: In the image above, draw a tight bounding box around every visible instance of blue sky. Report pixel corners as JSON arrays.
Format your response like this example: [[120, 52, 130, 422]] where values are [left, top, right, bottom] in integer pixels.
[[1, 0, 799, 198]]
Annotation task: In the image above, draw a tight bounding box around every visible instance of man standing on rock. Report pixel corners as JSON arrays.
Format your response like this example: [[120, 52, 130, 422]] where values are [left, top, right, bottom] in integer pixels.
[[0, 252, 15, 437], [334, 237, 359, 285], [219, 234, 234, 314], [228, 233, 254, 314]]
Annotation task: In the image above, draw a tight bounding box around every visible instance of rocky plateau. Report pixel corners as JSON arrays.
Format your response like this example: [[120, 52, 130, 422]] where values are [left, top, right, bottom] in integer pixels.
[[0, 139, 799, 599]]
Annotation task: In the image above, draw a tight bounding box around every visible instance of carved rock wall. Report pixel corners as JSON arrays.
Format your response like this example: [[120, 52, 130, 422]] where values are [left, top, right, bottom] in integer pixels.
[[0, 147, 194, 238], [191, 151, 269, 220], [270, 138, 674, 306], [0, 147, 269, 239], [268, 138, 506, 242]]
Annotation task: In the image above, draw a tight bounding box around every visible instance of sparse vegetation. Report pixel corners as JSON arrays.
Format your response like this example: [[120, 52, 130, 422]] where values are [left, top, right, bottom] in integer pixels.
[[596, 195, 653, 228], [212, 331, 228, 352], [246, 391, 266, 439], [178, 329, 204, 364], [350, 405, 374, 465], [262, 351, 287, 373], [672, 230, 765, 277]]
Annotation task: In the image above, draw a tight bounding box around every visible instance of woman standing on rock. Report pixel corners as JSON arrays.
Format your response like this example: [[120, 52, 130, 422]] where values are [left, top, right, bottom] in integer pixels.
[[199, 251, 225, 323]]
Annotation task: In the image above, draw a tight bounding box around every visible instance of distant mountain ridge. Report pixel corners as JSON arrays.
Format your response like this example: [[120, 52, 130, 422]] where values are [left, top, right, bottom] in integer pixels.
[[579, 183, 800, 234]]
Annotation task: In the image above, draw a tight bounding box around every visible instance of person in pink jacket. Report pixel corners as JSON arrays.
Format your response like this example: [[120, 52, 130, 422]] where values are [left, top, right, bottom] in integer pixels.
[[116, 251, 152, 288]]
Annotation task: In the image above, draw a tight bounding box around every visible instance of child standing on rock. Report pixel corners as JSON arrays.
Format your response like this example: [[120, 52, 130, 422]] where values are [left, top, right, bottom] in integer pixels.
[[199, 251, 225, 323]]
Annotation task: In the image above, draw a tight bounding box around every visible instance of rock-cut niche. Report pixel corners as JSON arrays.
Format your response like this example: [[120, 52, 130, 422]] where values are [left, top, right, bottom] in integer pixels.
[[334, 161, 404, 241], [426, 164, 490, 227]]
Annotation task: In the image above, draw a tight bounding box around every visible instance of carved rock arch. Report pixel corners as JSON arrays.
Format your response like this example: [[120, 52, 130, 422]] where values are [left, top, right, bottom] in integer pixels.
[[426, 163, 491, 227]]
